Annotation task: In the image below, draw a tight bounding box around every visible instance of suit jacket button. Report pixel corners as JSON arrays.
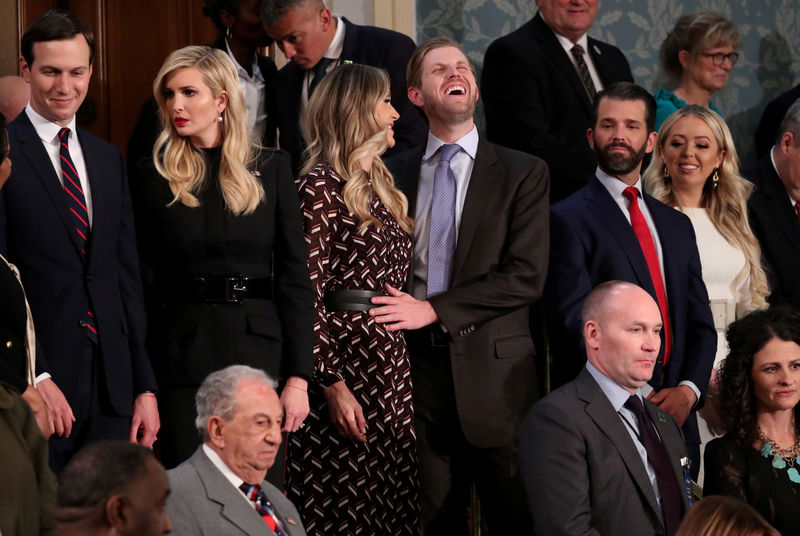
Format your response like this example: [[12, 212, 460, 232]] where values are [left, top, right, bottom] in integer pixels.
[[5, 341, 11, 349], [79, 320, 88, 327], [469, 325, 475, 332], [86, 273, 94, 281]]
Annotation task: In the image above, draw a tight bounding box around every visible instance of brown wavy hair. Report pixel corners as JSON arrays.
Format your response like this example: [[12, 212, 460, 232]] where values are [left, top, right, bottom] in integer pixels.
[[301, 63, 412, 234], [718, 307, 800, 448]]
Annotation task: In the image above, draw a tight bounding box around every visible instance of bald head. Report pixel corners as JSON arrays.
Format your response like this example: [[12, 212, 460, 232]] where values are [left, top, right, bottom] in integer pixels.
[[583, 281, 663, 392], [0, 76, 30, 122]]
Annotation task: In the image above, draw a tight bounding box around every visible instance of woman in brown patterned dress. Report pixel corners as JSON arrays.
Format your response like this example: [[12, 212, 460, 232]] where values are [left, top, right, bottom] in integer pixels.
[[286, 64, 419, 534]]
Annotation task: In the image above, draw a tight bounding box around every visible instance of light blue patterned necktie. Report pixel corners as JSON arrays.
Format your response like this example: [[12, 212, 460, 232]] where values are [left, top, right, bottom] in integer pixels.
[[427, 143, 460, 298]]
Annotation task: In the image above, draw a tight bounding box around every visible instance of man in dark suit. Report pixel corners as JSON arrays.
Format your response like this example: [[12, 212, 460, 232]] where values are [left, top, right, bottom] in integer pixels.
[[370, 37, 549, 535], [754, 85, 800, 158], [523, 281, 690, 536], [261, 0, 427, 172], [544, 82, 716, 479], [0, 10, 159, 471], [127, 0, 278, 171], [167, 365, 305, 535], [744, 99, 800, 311], [482, 0, 633, 203]]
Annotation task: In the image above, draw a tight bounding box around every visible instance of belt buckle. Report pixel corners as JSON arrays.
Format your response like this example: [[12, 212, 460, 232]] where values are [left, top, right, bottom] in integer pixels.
[[229, 274, 247, 305]]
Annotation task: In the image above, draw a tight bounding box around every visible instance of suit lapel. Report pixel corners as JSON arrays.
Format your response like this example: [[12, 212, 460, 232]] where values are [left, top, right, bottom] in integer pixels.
[[192, 449, 273, 535], [759, 158, 800, 251], [585, 179, 656, 295], [13, 114, 85, 259], [79, 130, 108, 264], [453, 140, 494, 277], [339, 17, 358, 61], [577, 370, 663, 524], [532, 14, 592, 113]]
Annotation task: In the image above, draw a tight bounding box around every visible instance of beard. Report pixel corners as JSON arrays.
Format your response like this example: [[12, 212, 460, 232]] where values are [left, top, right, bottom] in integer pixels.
[[593, 136, 649, 176], [425, 92, 476, 126]]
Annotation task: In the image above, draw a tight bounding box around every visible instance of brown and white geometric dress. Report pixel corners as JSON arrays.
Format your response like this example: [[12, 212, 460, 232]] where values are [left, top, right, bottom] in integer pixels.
[[286, 162, 420, 535]]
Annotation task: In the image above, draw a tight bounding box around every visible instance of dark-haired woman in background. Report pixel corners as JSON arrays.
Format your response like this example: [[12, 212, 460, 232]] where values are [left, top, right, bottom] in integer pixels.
[[286, 63, 419, 535], [704, 308, 800, 535], [130, 46, 312, 470], [654, 11, 740, 131]]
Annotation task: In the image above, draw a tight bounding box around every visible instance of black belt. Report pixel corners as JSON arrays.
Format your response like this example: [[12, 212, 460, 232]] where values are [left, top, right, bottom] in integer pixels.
[[324, 290, 382, 312], [185, 274, 272, 304]]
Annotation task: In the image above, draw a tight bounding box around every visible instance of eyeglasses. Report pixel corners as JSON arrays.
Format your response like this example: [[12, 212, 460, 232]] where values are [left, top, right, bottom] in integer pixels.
[[700, 52, 740, 66]]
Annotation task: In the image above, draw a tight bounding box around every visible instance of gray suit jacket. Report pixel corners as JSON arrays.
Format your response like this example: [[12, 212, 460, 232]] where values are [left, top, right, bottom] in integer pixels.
[[520, 368, 690, 536], [166, 447, 306, 536]]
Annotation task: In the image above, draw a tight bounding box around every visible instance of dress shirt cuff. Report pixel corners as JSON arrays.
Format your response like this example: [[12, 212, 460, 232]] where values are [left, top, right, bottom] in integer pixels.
[[678, 380, 701, 407], [34, 372, 51, 385]]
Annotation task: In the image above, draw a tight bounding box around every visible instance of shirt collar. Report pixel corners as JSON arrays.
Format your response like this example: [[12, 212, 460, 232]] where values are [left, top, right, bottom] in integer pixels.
[[586, 361, 643, 412], [224, 38, 262, 82], [596, 167, 643, 198], [423, 125, 479, 161], [202, 444, 245, 489], [322, 15, 346, 62], [25, 103, 76, 145]]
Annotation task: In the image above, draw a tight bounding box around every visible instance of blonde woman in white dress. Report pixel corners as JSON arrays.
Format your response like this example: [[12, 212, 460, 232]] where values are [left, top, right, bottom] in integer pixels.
[[643, 105, 769, 482]]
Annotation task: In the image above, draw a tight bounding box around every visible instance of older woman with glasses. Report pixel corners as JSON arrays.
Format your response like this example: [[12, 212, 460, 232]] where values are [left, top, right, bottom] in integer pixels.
[[653, 11, 740, 131]]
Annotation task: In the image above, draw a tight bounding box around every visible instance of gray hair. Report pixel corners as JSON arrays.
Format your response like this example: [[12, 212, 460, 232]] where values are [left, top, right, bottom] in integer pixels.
[[195, 365, 278, 441], [260, 0, 325, 26], [777, 98, 800, 146]]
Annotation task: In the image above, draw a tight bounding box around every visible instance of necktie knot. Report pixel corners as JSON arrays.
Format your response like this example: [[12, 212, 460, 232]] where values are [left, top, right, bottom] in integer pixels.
[[622, 186, 640, 202], [624, 394, 646, 415], [571, 43, 585, 56], [439, 143, 461, 165], [59, 127, 70, 145]]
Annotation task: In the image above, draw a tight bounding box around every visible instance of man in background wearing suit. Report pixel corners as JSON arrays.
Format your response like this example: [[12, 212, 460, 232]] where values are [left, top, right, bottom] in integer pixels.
[[0, 9, 159, 472], [261, 0, 427, 171], [544, 81, 716, 479], [522, 281, 690, 536], [167, 365, 305, 536], [371, 37, 549, 535], [482, 0, 633, 203], [744, 98, 800, 312]]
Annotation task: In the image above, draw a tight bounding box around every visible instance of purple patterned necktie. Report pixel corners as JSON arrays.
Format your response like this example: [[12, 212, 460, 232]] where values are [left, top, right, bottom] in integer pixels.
[[427, 143, 460, 298], [59, 128, 98, 345]]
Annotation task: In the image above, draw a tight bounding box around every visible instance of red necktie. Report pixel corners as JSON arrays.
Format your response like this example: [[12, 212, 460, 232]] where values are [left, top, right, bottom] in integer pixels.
[[795, 202, 800, 222], [622, 187, 671, 364]]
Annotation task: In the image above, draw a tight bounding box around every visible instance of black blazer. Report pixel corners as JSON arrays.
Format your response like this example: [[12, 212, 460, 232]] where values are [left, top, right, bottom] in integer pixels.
[[276, 18, 428, 173], [126, 37, 278, 173], [753, 84, 800, 158], [387, 139, 550, 448], [481, 12, 633, 203], [130, 149, 313, 386], [0, 258, 27, 394], [544, 177, 717, 444], [743, 155, 800, 311], [521, 368, 690, 536], [0, 111, 157, 415]]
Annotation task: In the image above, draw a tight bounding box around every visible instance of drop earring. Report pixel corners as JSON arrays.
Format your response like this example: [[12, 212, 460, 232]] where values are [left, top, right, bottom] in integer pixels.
[[712, 167, 719, 190], [663, 164, 671, 184]]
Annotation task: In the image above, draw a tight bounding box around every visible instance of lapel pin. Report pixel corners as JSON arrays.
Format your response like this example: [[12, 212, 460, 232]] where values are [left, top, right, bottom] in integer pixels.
[[657, 412, 667, 423], [287, 518, 297, 526], [593, 44, 601, 55]]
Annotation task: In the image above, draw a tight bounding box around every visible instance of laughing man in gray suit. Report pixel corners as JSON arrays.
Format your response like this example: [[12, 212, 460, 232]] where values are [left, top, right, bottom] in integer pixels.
[[521, 281, 691, 536], [166, 365, 305, 536]]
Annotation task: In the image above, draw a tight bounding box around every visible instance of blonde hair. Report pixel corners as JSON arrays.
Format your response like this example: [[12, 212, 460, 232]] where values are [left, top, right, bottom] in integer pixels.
[[675, 496, 779, 536], [152, 46, 263, 215], [301, 63, 412, 234], [643, 105, 769, 310], [660, 11, 740, 81]]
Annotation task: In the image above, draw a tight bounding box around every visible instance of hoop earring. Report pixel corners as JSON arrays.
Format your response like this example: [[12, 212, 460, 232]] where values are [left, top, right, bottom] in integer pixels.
[[712, 167, 719, 190], [663, 164, 671, 184]]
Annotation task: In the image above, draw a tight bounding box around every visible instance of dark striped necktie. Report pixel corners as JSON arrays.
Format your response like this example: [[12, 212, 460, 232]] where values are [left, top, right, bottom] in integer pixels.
[[239, 482, 289, 536], [59, 127, 98, 345]]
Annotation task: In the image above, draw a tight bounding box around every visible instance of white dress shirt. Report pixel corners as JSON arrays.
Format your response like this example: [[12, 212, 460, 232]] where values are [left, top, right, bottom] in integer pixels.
[[554, 31, 604, 93], [300, 15, 346, 113], [25, 104, 93, 225], [411, 126, 479, 300], [224, 38, 267, 139]]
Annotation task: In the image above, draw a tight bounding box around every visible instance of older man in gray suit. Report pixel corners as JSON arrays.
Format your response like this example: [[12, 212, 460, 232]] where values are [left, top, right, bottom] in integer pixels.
[[521, 281, 691, 536], [166, 365, 305, 536]]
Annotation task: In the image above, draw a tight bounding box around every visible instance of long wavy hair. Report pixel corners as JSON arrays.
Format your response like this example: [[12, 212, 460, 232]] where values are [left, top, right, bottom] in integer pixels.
[[301, 63, 412, 234], [718, 308, 800, 448], [152, 46, 263, 215], [659, 11, 740, 81], [643, 105, 769, 310]]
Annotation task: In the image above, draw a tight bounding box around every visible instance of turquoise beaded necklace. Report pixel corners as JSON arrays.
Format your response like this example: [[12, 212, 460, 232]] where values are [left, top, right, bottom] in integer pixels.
[[759, 427, 800, 484]]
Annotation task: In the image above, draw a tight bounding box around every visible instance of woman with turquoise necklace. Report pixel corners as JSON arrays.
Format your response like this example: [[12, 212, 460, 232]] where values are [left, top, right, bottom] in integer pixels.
[[704, 307, 800, 535], [653, 11, 739, 131]]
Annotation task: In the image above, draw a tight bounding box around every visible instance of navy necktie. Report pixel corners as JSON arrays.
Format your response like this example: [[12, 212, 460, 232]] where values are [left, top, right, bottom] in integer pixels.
[[309, 57, 333, 96], [427, 143, 460, 298], [59, 128, 98, 345]]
